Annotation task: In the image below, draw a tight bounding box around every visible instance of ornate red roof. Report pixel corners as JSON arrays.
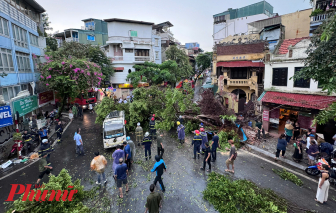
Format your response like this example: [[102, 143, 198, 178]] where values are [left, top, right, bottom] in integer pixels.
[[278, 37, 309, 55]]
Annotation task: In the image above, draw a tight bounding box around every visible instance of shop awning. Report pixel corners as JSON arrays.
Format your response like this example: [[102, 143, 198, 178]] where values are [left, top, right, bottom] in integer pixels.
[[114, 67, 124, 71], [216, 61, 264, 67], [261, 91, 336, 110]]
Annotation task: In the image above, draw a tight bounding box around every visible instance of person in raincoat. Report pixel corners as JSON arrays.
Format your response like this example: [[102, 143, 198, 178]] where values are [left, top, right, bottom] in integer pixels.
[[112, 145, 125, 178], [200, 128, 208, 154], [72, 105, 78, 118], [149, 117, 156, 140], [177, 121, 185, 144], [191, 130, 202, 159], [135, 122, 143, 146]]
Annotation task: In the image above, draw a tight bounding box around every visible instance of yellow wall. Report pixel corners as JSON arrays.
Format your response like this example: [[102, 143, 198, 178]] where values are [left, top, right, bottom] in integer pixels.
[[219, 86, 255, 113], [219, 34, 259, 44], [282, 9, 312, 39]]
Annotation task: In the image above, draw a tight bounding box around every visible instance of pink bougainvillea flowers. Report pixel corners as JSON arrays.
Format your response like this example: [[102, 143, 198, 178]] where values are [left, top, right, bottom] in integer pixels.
[[40, 75, 44, 78], [46, 83, 49, 86], [70, 64, 73, 68]]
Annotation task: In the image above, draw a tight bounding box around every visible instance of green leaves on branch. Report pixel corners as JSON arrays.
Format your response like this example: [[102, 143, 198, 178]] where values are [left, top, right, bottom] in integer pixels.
[[203, 172, 287, 213], [165, 45, 194, 77], [272, 169, 303, 186], [217, 130, 240, 151], [196, 52, 212, 72]]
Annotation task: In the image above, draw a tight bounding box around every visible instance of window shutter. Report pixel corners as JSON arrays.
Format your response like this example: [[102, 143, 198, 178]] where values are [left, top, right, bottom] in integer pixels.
[[272, 68, 279, 86]]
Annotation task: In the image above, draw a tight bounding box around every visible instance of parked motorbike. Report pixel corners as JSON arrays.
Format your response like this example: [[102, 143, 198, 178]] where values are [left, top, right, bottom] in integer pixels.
[[305, 165, 320, 176], [8, 141, 24, 159]]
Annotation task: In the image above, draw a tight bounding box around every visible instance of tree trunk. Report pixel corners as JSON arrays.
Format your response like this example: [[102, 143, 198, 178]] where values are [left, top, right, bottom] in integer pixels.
[[57, 95, 67, 119]]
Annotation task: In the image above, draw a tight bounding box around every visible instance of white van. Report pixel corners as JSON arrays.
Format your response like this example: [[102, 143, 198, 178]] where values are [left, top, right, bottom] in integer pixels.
[[103, 111, 126, 149]]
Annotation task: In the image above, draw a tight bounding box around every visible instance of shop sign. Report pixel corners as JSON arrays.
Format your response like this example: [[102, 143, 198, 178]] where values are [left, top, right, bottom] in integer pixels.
[[0, 105, 13, 128], [38, 91, 54, 107], [269, 118, 279, 124], [263, 110, 269, 121], [13, 96, 38, 117]]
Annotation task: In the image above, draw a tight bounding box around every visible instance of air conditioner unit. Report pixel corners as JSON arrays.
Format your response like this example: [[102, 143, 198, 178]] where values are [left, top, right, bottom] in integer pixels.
[[130, 37, 134, 41]]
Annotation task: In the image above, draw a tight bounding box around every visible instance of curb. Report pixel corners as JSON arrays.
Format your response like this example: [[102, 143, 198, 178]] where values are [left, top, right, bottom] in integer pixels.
[[0, 120, 73, 181]]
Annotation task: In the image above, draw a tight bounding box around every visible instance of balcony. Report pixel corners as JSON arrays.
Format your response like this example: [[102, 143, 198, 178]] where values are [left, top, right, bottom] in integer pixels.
[[107, 36, 151, 44], [65, 37, 79, 42], [0, 0, 37, 31], [135, 56, 151, 62], [111, 56, 124, 62], [310, 13, 328, 22]]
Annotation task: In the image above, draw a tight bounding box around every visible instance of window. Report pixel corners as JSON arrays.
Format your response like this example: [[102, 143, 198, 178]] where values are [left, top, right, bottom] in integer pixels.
[[272, 68, 288, 86], [135, 49, 149, 56], [33, 56, 40, 71], [155, 38, 159, 46], [125, 49, 133, 53], [0, 48, 14, 72], [2, 87, 14, 101], [294, 67, 310, 88], [12, 24, 28, 48], [85, 21, 95, 30], [21, 84, 28, 91], [87, 35, 95, 41], [128, 69, 131, 74], [155, 51, 159, 60], [16, 52, 31, 72], [0, 17, 9, 36], [231, 67, 247, 79], [30, 33, 38, 46], [14, 86, 21, 96]]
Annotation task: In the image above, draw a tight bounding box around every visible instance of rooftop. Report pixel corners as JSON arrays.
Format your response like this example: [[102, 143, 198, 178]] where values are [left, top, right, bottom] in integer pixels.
[[103, 18, 154, 25], [153, 21, 174, 29], [25, 0, 45, 13], [278, 37, 309, 54]]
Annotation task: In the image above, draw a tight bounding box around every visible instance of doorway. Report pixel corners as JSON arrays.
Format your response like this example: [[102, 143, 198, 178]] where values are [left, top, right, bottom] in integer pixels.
[[278, 108, 298, 134], [232, 89, 246, 113]]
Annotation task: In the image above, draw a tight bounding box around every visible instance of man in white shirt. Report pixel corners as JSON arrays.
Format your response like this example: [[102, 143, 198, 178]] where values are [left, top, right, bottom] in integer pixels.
[[118, 98, 123, 104], [123, 99, 128, 104], [126, 94, 130, 101]]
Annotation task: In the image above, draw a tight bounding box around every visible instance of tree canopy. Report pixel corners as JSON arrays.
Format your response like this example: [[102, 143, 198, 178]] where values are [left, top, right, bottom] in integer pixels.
[[165, 45, 194, 78], [293, 15, 336, 124], [196, 52, 212, 73]]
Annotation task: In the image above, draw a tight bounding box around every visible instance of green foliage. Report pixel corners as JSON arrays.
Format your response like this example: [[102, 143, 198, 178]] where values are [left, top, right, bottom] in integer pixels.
[[165, 45, 194, 77], [46, 37, 58, 51], [310, 8, 324, 17], [6, 169, 89, 213], [196, 52, 212, 72], [272, 169, 303, 186], [217, 130, 240, 151], [219, 115, 237, 123], [13, 132, 22, 141], [203, 172, 287, 213], [50, 42, 114, 79], [292, 14, 336, 125]]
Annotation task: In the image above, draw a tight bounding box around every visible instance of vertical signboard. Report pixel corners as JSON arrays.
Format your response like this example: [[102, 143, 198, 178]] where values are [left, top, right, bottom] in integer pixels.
[[263, 110, 269, 121]]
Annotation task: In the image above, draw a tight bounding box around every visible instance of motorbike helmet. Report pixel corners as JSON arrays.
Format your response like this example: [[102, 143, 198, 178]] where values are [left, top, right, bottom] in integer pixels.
[[137, 122, 140, 126], [195, 130, 200, 135], [145, 132, 150, 137], [126, 136, 130, 141], [200, 128, 205, 132], [177, 121, 180, 125], [155, 155, 161, 162], [151, 117, 155, 121]]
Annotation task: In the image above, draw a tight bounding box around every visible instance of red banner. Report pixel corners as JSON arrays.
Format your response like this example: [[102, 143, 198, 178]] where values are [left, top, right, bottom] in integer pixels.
[[38, 91, 54, 106], [263, 110, 269, 121]]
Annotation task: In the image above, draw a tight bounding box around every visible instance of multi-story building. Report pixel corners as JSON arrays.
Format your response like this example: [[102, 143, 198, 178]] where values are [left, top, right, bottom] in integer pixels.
[[260, 37, 336, 141], [213, 0, 274, 45], [152, 21, 175, 62], [54, 18, 108, 47], [310, 0, 336, 36], [102, 18, 161, 95]]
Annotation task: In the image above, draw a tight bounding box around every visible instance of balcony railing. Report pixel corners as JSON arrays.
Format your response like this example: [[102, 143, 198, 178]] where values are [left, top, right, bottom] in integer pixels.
[[65, 37, 79, 42], [107, 36, 151, 44], [0, 0, 37, 31], [134, 56, 150, 62], [111, 56, 124, 61], [228, 80, 249, 86], [311, 13, 328, 22]]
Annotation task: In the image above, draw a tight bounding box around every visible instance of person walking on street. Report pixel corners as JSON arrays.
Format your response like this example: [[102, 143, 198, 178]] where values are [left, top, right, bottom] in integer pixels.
[[55, 121, 63, 143], [142, 132, 152, 161], [35, 154, 53, 186], [200, 142, 211, 172], [293, 122, 301, 140], [149, 117, 156, 140], [123, 141, 132, 169], [315, 164, 330, 204], [255, 120, 265, 140], [293, 136, 303, 163], [112, 145, 125, 177], [151, 155, 167, 192], [88, 103, 93, 113], [177, 121, 185, 144], [90, 151, 107, 185], [135, 122, 143, 146], [72, 105, 77, 118], [145, 184, 162, 213], [200, 128, 208, 154], [157, 132, 164, 159], [77, 104, 83, 119], [22, 130, 33, 156], [307, 140, 319, 165], [225, 138, 236, 174], [191, 130, 202, 159], [69, 109, 74, 121], [74, 128, 85, 156], [115, 158, 129, 198], [38, 139, 54, 166], [275, 133, 287, 160], [211, 131, 220, 162], [284, 121, 294, 143]]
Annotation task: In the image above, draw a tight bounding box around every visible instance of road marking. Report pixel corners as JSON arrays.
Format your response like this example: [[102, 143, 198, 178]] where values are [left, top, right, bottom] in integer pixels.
[[240, 149, 336, 192], [0, 120, 72, 181]]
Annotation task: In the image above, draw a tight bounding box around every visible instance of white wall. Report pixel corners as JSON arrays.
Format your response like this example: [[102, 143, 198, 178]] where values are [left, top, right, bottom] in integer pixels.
[[107, 22, 152, 38], [110, 64, 134, 84], [213, 14, 269, 44], [264, 62, 322, 93], [152, 34, 162, 64]]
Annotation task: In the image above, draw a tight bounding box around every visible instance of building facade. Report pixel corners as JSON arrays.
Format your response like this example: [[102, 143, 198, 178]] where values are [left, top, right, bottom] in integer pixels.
[[213, 0, 274, 45], [103, 18, 161, 91], [152, 21, 176, 62], [261, 37, 336, 141], [310, 0, 336, 36], [213, 35, 267, 113], [54, 18, 108, 47]]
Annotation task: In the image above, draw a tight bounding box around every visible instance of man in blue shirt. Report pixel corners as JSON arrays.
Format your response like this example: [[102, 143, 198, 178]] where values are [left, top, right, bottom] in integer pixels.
[[115, 158, 129, 198], [74, 128, 85, 156], [38, 127, 48, 143], [151, 155, 166, 192], [123, 141, 132, 169], [211, 132, 220, 162]]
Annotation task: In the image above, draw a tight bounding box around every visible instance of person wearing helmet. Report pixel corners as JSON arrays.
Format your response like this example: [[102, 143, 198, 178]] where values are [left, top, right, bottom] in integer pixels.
[[38, 139, 54, 166], [135, 123, 143, 146], [149, 117, 156, 140], [177, 121, 185, 144], [151, 155, 167, 192], [123, 141, 132, 169], [200, 128, 208, 155], [191, 130, 202, 159], [177, 115, 184, 125], [142, 132, 152, 161]]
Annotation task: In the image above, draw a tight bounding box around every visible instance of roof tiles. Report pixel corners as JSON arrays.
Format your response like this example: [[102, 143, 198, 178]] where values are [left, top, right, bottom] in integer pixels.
[[278, 37, 309, 55]]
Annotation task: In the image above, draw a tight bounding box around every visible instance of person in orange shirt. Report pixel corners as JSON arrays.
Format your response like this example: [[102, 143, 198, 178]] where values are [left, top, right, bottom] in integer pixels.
[[90, 152, 107, 185]]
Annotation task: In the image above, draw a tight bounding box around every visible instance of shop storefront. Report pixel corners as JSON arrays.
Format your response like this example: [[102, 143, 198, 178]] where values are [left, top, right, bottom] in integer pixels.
[[261, 91, 336, 135], [38, 91, 55, 107]]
